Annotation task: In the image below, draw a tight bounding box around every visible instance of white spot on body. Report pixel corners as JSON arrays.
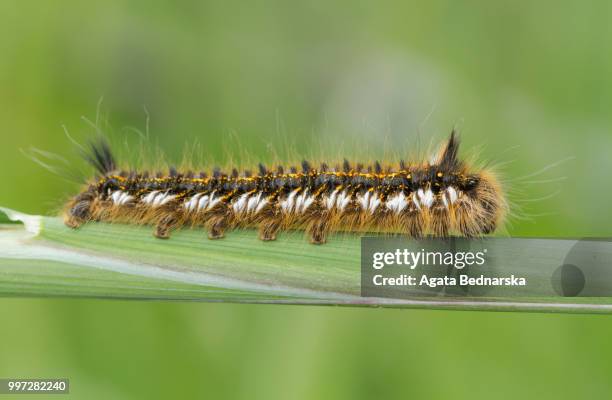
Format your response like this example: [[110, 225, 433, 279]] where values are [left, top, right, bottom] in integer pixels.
[[295, 190, 307, 212], [280, 189, 300, 213], [150, 192, 176, 207], [247, 193, 262, 213], [417, 189, 434, 208], [159, 194, 176, 206], [357, 191, 370, 211], [301, 195, 314, 213], [440, 186, 459, 209], [111, 191, 134, 206], [324, 189, 340, 210], [255, 198, 268, 213], [207, 194, 222, 210], [151, 193, 165, 207], [232, 192, 269, 215], [232, 193, 249, 214], [184, 193, 203, 212], [368, 193, 381, 213], [412, 194, 421, 210], [336, 190, 351, 212], [447, 186, 458, 204], [357, 191, 382, 214], [280, 189, 314, 214], [111, 190, 122, 204], [197, 195, 210, 211], [142, 191, 158, 205], [296, 190, 314, 213], [385, 192, 408, 214], [119, 192, 133, 205]]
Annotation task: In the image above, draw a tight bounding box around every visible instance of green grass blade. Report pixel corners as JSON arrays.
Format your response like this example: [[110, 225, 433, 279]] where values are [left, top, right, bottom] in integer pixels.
[[1, 207, 612, 313]]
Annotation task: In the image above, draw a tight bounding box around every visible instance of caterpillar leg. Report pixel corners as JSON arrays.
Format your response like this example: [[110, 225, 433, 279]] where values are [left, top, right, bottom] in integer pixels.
[[65, 202, 88, 228], [430, 200, 450, 237], [205, 206, 232, 240], [64, 191, 96, 229], [64, 214, 86, 229], [401, 198, 424, 238], [306, 207, 331, 245], [258, 205, 282, 241], [454, 197, 481, 237], [154, 211, 181, 239]]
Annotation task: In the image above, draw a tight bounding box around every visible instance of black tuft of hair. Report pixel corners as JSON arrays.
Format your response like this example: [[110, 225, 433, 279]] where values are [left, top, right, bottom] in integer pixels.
[[258, 163, 268, 176], [343, 159, 351, 173], [82, 137, 116, 176], [438, 130, 461, 170], [374, 161, 382, 174]]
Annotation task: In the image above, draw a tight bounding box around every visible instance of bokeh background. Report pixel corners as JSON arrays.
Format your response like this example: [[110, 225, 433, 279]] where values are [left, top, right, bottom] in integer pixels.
[[1, 1, 612, 398]]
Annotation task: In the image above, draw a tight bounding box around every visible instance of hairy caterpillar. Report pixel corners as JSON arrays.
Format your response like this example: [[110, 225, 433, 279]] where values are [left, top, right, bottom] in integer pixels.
[[64, 131, 506, 244]]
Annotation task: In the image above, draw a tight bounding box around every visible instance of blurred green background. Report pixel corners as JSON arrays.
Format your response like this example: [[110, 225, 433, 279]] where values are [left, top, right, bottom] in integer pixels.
[[1, 0, 612, 398]]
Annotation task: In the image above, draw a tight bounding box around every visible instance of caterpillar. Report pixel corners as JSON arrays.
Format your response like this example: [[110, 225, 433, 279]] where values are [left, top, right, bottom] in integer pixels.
[[64, 131, 507, 244]]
